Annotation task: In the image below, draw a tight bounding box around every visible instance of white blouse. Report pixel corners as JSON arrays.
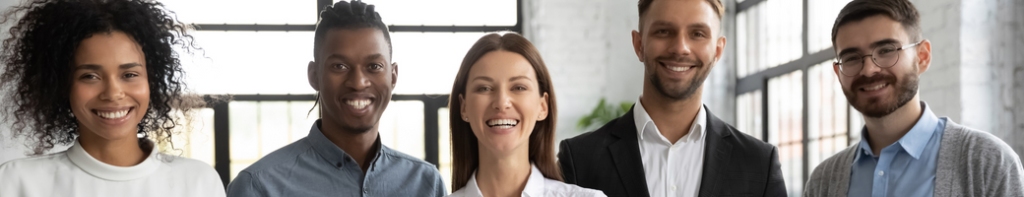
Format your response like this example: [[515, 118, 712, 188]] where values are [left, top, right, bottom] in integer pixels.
[[448, 164, 606, 197], [0, 140, 226, 197]]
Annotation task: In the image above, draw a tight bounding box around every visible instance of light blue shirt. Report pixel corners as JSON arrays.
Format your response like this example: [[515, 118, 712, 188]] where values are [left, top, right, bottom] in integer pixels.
[[848, 102, 946, 197], [226, 120, 447, 197]]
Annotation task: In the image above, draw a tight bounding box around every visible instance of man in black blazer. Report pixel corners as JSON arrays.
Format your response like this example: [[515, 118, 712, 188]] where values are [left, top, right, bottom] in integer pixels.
[[558, 0, 787, 196]]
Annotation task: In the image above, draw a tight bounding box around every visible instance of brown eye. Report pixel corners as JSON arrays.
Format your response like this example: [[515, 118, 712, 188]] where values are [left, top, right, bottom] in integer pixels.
[[369, 63, 383, 70]]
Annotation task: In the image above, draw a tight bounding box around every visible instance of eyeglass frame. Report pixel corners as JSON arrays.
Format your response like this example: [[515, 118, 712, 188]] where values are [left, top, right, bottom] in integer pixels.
[[833, 40, 922, 76]]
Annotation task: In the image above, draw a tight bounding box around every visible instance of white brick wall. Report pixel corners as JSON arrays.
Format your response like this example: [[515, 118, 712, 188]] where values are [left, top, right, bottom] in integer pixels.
[[523, 0, 643, 141], [958, 0, 1024, 156], [912, 0, 1024, 157]]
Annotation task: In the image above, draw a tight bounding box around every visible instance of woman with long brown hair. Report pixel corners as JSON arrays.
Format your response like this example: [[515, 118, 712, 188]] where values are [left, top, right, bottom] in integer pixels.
[[446, 32, 605, 197]]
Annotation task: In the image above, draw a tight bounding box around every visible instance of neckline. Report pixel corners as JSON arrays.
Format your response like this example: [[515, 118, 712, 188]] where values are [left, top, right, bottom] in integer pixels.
[[66, 139, 161, 181]]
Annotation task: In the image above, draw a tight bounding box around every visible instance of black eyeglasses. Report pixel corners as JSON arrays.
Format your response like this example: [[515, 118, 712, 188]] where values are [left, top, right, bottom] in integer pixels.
[[834, 40, 922, 76]]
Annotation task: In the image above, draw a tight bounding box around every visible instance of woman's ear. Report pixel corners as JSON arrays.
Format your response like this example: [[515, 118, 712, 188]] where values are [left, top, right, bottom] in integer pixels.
[[538, 92, 549, 121], [459, 94, 467, 122]]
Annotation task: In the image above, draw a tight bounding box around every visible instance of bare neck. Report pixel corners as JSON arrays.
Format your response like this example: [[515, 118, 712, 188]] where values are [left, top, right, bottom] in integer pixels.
[[475, 144, 531, 197], [77, 129, 147, 167], [640, 87, 703, 144], [862, 96, 923, 156], [320, 120, 380, 174]]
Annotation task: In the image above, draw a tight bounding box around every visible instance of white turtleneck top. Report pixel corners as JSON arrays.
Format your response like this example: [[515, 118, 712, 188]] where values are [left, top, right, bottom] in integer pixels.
[[0, 140, 225, 197]]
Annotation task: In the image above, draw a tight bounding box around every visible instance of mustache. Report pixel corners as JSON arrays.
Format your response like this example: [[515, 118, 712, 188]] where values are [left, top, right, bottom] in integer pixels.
[[850, 73, 897, 89], [654, 55, 703, 66]]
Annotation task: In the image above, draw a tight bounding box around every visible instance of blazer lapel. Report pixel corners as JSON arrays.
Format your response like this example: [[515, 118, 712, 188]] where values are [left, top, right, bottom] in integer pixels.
[[698, 106, 734, 196], [608, 108, 651, 197]]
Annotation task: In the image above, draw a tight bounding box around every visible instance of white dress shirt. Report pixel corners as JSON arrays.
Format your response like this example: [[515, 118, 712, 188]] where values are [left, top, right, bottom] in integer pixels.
[[0, 140, 226, 197], [633, 97, 707, 197], [447, 164, 606, 197]]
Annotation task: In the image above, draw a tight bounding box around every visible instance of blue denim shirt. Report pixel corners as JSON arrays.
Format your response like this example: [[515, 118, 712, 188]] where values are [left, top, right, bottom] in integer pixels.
[[226, 120, 446, 197], [848, 102, 946, 197]]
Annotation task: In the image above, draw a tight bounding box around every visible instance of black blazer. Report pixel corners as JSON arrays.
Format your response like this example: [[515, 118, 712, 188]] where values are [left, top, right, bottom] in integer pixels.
[[559, 105, 787, 197]]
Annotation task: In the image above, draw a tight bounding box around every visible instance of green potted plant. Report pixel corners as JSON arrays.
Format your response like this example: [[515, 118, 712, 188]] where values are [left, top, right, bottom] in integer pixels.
[[576, 98, 633, 131]]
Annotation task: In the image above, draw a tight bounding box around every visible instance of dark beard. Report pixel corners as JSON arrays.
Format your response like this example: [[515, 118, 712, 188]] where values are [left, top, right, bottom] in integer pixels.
[[648, 56, 712, 101], [844, 65, 919, 118]]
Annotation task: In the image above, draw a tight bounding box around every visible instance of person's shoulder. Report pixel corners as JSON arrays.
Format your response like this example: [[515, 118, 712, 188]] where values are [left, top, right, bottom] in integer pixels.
[[158, 154, 226, 194], [809, 144, 858, 178], [542, 178, 608, 197], [562, 115, 630, 146], [380, 145, 440, 175], [946, 123, 1021, 164], [711, 118, 776, 155], [159, 154, 219, 177], [0, 151, 70, 175], [239, 137, 314, 174]]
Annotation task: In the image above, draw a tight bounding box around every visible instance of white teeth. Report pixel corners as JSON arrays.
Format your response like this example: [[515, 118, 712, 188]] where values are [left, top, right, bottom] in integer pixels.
[[864, 83, 887, 91], [346, 99, 371, 109], [96, 109, 129, 119], [667, 66, 692, 72], [486, 119, 519, 128]]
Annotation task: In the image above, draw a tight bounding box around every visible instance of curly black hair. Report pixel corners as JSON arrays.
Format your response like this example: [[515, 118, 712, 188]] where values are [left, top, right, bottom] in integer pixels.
[[0, 0, 200, 155]]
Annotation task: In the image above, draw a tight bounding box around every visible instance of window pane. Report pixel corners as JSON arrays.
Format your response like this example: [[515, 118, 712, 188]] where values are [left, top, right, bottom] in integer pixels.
[[180, 32, 314, 95], [438, 107, 453, 195], [354, 0, 517, 26], [390, 32, 490, 94], [228, 101, 319, 180], [807, 61, 850, 172], [736, 90, 763, 140], [808, 0, 853, 53], [736, 0, 804, 78], [378, 101, 426, 160], [768, 70, 803, 197], [161, 0, 316, 24]]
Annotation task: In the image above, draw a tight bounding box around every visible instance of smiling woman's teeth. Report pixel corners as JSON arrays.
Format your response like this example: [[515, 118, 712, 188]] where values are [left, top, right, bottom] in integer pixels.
[[487, 119, 519, 129], [96, 110, 128, 119], [864, 83, 887, 91], [668, 66, 692, 72], [347, 99, 371, 109]]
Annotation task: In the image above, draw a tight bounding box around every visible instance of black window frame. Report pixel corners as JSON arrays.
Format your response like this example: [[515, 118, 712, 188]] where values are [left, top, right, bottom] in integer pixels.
[[731, 0, 854, 191]]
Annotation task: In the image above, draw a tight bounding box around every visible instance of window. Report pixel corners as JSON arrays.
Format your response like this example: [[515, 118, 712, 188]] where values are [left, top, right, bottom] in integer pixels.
[[164, 0, 520, 187], [732, 0, 855, 196]]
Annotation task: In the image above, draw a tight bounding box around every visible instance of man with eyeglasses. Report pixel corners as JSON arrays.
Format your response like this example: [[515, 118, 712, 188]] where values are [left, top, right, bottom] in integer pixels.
[[803, 0, 1023, 196]]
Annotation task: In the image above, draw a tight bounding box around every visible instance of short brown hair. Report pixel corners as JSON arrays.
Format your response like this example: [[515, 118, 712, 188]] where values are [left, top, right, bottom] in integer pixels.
[[638, 0, 725, 20], [831, 0, 922, 50], [448, 33, 561, 191]]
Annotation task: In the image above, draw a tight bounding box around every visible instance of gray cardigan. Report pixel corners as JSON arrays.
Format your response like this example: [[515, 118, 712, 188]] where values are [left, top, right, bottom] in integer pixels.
[[803, 118, 1024, 197]]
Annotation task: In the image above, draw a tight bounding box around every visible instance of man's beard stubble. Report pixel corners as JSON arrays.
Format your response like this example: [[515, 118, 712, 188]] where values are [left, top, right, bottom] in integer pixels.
[[843, 64, 919, 118], [648, 55, 712, 101]]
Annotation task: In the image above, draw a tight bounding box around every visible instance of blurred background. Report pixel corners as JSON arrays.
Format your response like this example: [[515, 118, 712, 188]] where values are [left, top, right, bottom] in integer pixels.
[[0, 0, 1021, 196]]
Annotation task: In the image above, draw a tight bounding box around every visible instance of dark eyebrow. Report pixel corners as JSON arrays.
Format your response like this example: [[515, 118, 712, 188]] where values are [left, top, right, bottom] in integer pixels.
[[364, 54, 384, 61], [119, 63, 142, 69], [687, 23, 710, 30], [471, 76, 493, 82], [838, 38, 901, 58], [75, 64, 102, 71], [869, 38, 900, 49], [649, 20, 677, 29], [509, 76, 533, 82]]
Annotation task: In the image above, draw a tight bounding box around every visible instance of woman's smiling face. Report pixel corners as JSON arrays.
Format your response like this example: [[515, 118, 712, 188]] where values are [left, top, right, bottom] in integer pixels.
[[70, 31, 150, 141], [461, 50, 549, 156]]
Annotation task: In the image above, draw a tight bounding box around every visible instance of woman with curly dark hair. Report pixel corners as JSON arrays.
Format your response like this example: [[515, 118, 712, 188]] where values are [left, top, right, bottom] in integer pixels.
[[0, 0, 224, 196]]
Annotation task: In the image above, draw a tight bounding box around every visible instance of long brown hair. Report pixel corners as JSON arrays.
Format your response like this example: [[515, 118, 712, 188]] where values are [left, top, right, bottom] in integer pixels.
[[449, 32, 561, 191]]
